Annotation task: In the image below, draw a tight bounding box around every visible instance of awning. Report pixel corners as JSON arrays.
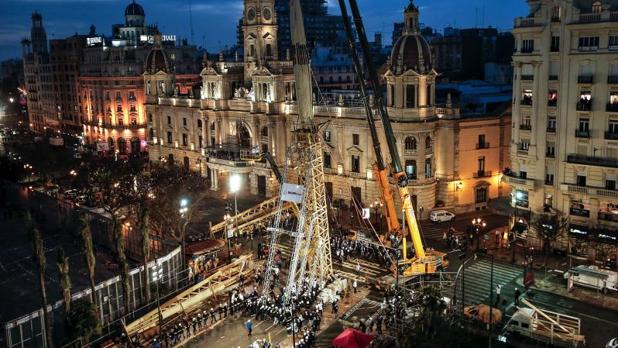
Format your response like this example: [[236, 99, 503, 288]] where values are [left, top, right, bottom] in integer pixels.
[[332, 328, 374, 348]]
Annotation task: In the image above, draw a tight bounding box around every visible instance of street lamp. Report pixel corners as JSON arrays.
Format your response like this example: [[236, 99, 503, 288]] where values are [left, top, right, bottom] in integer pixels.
[[229, 174, 242, 258], [179, 198, 190, 261]]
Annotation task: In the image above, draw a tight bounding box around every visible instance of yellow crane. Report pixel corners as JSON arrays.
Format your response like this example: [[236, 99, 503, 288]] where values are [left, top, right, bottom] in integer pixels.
[[337, 0, 447, 276]]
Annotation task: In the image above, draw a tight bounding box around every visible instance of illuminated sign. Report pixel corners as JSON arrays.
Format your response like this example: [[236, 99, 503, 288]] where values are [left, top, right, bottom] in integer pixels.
[[86, 37, 103, 46], [139, 35, 176, 44]]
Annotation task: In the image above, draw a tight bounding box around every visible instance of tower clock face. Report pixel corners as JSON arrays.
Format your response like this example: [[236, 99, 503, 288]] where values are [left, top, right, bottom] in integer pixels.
[[263, 8, 272, 21], [247, 8, 256, 22]]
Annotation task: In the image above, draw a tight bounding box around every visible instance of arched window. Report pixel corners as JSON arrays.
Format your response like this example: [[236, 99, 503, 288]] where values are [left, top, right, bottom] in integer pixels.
[[261, 126, 268, 137], [197, 119, 203, 128], [404, 136, 417, 151], [425, 136, 432, 149]]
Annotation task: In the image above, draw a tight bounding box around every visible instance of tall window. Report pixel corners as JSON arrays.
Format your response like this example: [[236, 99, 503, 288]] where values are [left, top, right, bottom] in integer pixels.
[[182, 118, 187, 127], [351, 155, 360, 173], [406, 85, 416, 108], [323, 152, 332, 168], [609, 120, 618, 134], [550, 36, 560, 52], [266, 44, 273, 57], [478, 156, 485, 173], [576, 174, 587, 187], [352, 133, 360, 146], [578, 118, 590, 132], [425, 136, 432, 149], [426, 84, 432, 106], [478, 134, 486, 148], [198, 136, 203, 148], [167, 131, 172, 144], [182, 134, 188, 146], [405, 136, 417, 151], [167, 116, 172, 125], [522, 39, 534, 53], [547, 117, 556, 131], [389, 85, 395, 106], [324, 130, 332, 143], [475, 187, 488, 204], [405, 160, 417, 179], [425, 158, 433, 178], [546, 142, 555, 157], [578, 36, 599, 51]]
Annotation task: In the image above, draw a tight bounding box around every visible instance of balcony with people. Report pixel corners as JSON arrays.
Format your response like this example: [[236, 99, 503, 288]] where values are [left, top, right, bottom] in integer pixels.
[[576, 92, 592, 111], [607, 92, 618, 112], [520, 90, 533, 106]]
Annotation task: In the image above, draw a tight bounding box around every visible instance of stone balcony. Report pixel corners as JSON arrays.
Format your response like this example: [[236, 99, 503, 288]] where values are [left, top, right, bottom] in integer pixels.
[[503, 171, 536, 190], [560, 183, 618, 199]]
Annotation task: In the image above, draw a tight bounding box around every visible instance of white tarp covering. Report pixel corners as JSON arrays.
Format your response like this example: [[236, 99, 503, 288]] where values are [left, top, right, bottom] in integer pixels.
[[281, 183, 305, 204]]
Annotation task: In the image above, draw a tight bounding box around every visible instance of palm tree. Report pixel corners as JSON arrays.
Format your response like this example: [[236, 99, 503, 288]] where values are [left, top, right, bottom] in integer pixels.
[[27, 212, 54, 348], [138, 205, 151, 303], [79, 214, 98, 307], [114, 221, 132, 315], [56, 247, 72, 315]]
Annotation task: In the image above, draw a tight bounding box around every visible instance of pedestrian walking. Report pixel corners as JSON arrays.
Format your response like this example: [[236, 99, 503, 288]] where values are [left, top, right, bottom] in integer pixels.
[[514, 287, 521, 306], [245, 319, 253, 336], [495, 284, 502, 306], [353, 279, 358, 294]]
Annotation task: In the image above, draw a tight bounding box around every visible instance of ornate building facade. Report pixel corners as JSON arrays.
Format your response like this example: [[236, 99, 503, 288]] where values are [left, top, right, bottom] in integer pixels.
[[148, 1, 512, 219], [80, 1, 198, 156], [510, 0, 618, 263]]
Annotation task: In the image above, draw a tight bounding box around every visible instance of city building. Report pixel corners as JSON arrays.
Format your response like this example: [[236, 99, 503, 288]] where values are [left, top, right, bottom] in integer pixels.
[[237, 0, 346, 56], [509, 0, 618, 263], [22, 13, 55, 133], [80, 1, 199, 156], [148, 0, 512, 219], [312, 44, 358, 90], [49, 35, 87, 134]]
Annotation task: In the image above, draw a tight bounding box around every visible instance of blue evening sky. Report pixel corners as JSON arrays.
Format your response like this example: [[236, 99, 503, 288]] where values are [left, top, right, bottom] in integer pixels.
[[0, 0, 529, 60]]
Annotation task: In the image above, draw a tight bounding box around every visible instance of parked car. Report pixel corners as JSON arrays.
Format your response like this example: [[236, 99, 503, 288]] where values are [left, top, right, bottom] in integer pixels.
[[429, 210, 455, 223]]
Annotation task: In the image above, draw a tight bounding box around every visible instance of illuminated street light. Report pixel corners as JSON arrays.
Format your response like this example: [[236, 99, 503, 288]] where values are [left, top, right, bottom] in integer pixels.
[[9, 97, 14, 103]]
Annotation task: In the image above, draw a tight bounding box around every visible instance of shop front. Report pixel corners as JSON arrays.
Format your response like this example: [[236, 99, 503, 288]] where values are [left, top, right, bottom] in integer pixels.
[[567, 223, 618, 270]]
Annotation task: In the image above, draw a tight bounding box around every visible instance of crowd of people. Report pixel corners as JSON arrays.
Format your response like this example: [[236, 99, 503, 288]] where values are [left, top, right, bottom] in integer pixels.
[[330, 234, 398, 268], [131, 265, 344, 348]]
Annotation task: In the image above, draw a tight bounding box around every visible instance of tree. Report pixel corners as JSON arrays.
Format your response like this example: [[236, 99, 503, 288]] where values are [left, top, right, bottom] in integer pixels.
[[533, 210, 567, 272], [56, 247, 72, 315], [147, 164, 209, 261], [79, 214, 98, 308], [26, 212, 54, 348], [84, 159, 139, 315], [65, 299, 101, 344], [138, 204, 151, 303]]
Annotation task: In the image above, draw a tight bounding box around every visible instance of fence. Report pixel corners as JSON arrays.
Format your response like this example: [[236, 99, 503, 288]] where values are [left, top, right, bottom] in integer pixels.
[[3, 247, 185, 348]]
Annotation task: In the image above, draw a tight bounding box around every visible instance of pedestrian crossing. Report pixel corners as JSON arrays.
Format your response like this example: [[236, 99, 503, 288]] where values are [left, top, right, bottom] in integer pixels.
[[419, 221, 465, 241], [454, 259, 523, 307]]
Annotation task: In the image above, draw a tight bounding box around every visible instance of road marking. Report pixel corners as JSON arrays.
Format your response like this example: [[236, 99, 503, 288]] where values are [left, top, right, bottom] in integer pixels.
[[254, 320, 266, 328]]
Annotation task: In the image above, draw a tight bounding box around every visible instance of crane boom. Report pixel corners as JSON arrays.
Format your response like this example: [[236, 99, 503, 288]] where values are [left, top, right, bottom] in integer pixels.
[[290, 0, 314, 130], [338, 0, 433, 263], [337, 0, 400, 236]]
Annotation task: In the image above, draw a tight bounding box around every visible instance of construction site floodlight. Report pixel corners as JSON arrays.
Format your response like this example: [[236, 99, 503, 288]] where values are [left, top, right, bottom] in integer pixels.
[[229, 174, 242, 194]]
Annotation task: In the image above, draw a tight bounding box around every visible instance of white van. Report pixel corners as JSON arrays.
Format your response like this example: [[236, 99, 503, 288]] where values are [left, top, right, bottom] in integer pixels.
[[564, 265, 618, 293], [429, 210, 455, 223]]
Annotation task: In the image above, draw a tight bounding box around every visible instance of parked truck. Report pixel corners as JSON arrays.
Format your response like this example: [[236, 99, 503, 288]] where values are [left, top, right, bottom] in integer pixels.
[[564, 264, 618, 294], [503, 298, 585, 347]]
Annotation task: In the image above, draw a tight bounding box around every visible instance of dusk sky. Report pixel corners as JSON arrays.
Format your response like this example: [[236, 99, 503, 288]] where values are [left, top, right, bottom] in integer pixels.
[[0, 0, 529, 61]]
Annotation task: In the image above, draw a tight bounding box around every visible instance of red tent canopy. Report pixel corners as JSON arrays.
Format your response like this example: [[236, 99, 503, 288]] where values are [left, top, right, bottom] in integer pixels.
[[332, 328, 374, 348]]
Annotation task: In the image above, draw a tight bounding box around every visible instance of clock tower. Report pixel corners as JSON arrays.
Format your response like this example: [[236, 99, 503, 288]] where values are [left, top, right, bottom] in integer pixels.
[[242, 0, 278, 69]]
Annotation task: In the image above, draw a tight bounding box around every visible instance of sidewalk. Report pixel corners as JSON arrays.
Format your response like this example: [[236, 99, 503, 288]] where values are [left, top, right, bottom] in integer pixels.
[[516, 274, 618, 310], [482, 227, 618, 310]]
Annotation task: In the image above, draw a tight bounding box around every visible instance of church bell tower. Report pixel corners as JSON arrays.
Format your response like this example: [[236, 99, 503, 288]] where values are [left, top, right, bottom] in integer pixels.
[[242, 0, 278, 71]]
